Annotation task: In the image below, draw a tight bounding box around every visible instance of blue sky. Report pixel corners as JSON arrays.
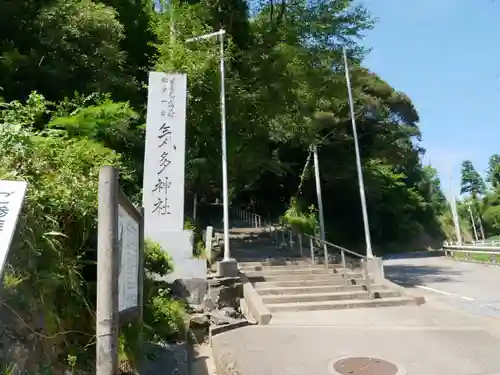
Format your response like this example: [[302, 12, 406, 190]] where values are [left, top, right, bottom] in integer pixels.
[[361, 0, 500, 198]]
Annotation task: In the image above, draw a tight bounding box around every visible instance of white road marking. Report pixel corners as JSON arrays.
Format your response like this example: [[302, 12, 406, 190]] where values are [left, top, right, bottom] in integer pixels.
[[416, 285, 475, 302], [486, 303, 500, 311], [460, 296, 475, 301], [416, 285, 454, 296]]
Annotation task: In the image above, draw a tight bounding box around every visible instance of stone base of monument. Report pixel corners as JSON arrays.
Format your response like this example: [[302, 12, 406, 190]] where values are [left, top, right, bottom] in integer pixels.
[[217, 258, 239, 278], [148, 230, 208, 305]]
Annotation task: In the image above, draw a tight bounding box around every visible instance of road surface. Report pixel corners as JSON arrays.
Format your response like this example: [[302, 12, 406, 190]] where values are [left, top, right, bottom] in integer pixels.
[[384, 253, 500, 319]]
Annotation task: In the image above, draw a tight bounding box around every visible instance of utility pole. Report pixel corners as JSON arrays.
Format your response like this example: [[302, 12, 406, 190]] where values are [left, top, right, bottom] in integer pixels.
[[185, 29, 236, 276], [468, 205, 479, 241], [170, 1, 175, 41], [448, 180, 462, 245], [343, 47, 373, 258], [478, 214, 485, 240], [312, 145, 326, 242], [470, 200, 485, 240], [445, 160, 462, 245]]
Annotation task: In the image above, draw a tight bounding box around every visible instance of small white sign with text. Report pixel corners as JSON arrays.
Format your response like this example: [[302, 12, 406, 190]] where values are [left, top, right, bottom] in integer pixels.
[[117, 205, 140, 312], [0, 180, 28, 276]]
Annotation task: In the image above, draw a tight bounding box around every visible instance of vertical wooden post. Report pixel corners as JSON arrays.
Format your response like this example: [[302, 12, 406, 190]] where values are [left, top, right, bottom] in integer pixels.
[[96, 166, 119, 375], [137, 207, 145, 360]]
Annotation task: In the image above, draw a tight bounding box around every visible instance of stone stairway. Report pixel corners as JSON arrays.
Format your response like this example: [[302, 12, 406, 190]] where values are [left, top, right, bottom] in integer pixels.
[[226, 225, 421, 322], [240, 259, 419, 314]]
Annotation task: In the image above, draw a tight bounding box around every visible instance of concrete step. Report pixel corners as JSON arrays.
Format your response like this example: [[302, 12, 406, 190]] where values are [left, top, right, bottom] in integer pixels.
[[261, 289, 401, 304], [255, 283, 386, 295], [238, 260, 315, 268], [247, 272, 364, 282], [239, 263, 343, 271], [243, 267, 349, 277], [253, 276, 368, 288], [266, 296, 419, 313]]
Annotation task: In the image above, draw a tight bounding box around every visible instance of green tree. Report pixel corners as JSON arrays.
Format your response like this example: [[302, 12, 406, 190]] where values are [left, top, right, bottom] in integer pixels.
[[487, 154, 500, 189], [421, 166, 447, 215], [0, 0, 135, 102], [460, 160, 486, 199]]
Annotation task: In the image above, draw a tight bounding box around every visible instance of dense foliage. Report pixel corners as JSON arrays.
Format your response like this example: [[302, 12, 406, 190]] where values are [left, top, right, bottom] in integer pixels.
[[0, 0, 456, 371], [455, 156, 500, 242], [0, 96, 187, 372]]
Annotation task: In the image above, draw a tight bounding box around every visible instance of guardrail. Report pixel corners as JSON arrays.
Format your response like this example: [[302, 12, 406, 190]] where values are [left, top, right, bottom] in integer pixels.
[[446, 240, 500, 247], [442, 244, 500, 265], [472, 240, 500, 246], [270, 224, 372, 295]]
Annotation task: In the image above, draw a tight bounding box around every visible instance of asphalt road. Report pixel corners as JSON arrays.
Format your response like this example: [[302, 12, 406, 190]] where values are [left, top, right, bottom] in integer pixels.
[[384, 254, 500, 319]]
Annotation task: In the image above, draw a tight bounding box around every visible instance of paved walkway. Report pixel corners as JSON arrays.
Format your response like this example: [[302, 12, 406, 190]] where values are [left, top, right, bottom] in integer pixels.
[[211, 229, 500, 375], [213, 298, 500, 374]]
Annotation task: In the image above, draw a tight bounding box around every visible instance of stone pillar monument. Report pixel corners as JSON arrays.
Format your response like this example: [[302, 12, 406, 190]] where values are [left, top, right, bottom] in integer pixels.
[[143, 72, 206, 303]]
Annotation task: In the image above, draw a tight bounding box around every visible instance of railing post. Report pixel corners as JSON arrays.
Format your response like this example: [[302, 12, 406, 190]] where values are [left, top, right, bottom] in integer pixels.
[[323, 243, 328, 269], [341, 250, 347, 285], [281, 228, 285, 244], [298, 234, 303, 257], [289, 230, 293, 251], [361, 258, 372, 298], [310, 237, 315, 264]]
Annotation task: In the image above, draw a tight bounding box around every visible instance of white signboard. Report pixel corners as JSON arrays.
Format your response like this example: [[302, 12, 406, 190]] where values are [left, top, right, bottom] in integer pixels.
[[143, 72, 187, 233], [117, 205, 140, 312], [0, 180, 27, 276]]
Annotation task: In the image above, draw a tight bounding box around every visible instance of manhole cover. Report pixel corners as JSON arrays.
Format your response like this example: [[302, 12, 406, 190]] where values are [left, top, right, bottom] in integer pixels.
[[333, 357, 399, 375]]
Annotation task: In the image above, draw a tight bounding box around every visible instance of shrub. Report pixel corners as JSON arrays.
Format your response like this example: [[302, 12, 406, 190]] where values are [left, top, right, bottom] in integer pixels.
[[120, 241, 187, 371], [0, 122, 129, 369], [281, 198, 318, 235]]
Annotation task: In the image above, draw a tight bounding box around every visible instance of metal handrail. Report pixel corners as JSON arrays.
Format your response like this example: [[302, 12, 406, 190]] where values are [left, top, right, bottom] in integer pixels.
[[303, 233, 366, 259], [233, 207, 265, 228], [272, 224, 372, 296]]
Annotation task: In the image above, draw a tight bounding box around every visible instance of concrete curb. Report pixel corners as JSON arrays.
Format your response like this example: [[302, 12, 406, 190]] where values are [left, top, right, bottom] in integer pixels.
[[239, 273, 272, 325], [210, 319, 253, 336], [380, 278, 426, 305]]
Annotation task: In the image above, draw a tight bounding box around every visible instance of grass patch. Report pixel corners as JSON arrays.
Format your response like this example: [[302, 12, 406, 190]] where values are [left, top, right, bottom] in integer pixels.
[[450, 251, 500, 264]]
